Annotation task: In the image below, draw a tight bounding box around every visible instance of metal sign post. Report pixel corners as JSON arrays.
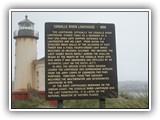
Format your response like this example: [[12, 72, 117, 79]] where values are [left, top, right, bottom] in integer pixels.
[[99, 98, 105, 108], [57, 100, 63, 108]]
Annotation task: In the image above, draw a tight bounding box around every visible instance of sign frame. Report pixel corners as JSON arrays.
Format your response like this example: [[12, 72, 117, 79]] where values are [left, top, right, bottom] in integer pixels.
[[45, 22, 118, 100]]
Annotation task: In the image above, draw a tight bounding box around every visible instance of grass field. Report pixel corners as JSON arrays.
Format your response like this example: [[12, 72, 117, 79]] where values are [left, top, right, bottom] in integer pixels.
[[64, 93, 148, 108], [12, 93, 148, 109], [12, 97, 55, 108]]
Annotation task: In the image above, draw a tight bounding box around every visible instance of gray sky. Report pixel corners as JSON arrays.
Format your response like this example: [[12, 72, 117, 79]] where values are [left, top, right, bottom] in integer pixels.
[[11, 10, 148, 82]]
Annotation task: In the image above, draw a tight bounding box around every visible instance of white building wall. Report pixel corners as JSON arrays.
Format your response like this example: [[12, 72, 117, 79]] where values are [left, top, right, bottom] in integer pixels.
[[14, 38, 37, 91], [34, 61, 45, 91]]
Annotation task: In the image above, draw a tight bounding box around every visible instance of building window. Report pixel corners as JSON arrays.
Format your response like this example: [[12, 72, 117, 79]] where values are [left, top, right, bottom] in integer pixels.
[[37, 71, 39, 77]]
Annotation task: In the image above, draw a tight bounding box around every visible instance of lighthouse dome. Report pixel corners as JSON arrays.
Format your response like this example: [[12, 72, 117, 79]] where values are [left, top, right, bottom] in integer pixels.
[[18, 15, 35, 30], [14, 15, 39, 39]]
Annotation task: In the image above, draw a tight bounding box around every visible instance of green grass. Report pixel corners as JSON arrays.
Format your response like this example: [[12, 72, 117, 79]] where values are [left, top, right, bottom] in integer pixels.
[[12, 93, 148, 109], [105, 93, 148, 108], [64, 93, 148, 109], [12, 97, 55, 108]]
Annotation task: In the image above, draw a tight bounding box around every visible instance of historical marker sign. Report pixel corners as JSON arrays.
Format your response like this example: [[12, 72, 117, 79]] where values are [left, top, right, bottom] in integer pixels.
[[45, 23, 118, 100]]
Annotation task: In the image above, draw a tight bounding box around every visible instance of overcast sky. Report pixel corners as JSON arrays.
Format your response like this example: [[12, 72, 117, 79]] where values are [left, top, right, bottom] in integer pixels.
[[11, 10, 149, 82]]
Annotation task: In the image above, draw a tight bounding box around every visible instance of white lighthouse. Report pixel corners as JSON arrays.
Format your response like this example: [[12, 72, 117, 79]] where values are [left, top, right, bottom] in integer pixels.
[[13, 15, 39, 92]]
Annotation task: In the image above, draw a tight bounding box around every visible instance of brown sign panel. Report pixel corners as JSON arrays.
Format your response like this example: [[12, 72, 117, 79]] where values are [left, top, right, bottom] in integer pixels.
[[45, 23, 118, 100]]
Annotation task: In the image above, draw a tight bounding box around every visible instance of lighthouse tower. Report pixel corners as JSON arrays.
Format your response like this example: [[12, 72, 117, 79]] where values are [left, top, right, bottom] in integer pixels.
[[13, 15, 39, 95]]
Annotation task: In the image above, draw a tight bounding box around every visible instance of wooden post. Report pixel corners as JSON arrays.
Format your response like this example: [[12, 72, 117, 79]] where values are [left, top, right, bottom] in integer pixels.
[[99, 98, 105, 108], [57, 100, 63, 108]]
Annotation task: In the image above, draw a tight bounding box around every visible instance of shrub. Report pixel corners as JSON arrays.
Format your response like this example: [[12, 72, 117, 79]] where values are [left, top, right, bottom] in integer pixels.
[[12, 97, 54, 108]]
